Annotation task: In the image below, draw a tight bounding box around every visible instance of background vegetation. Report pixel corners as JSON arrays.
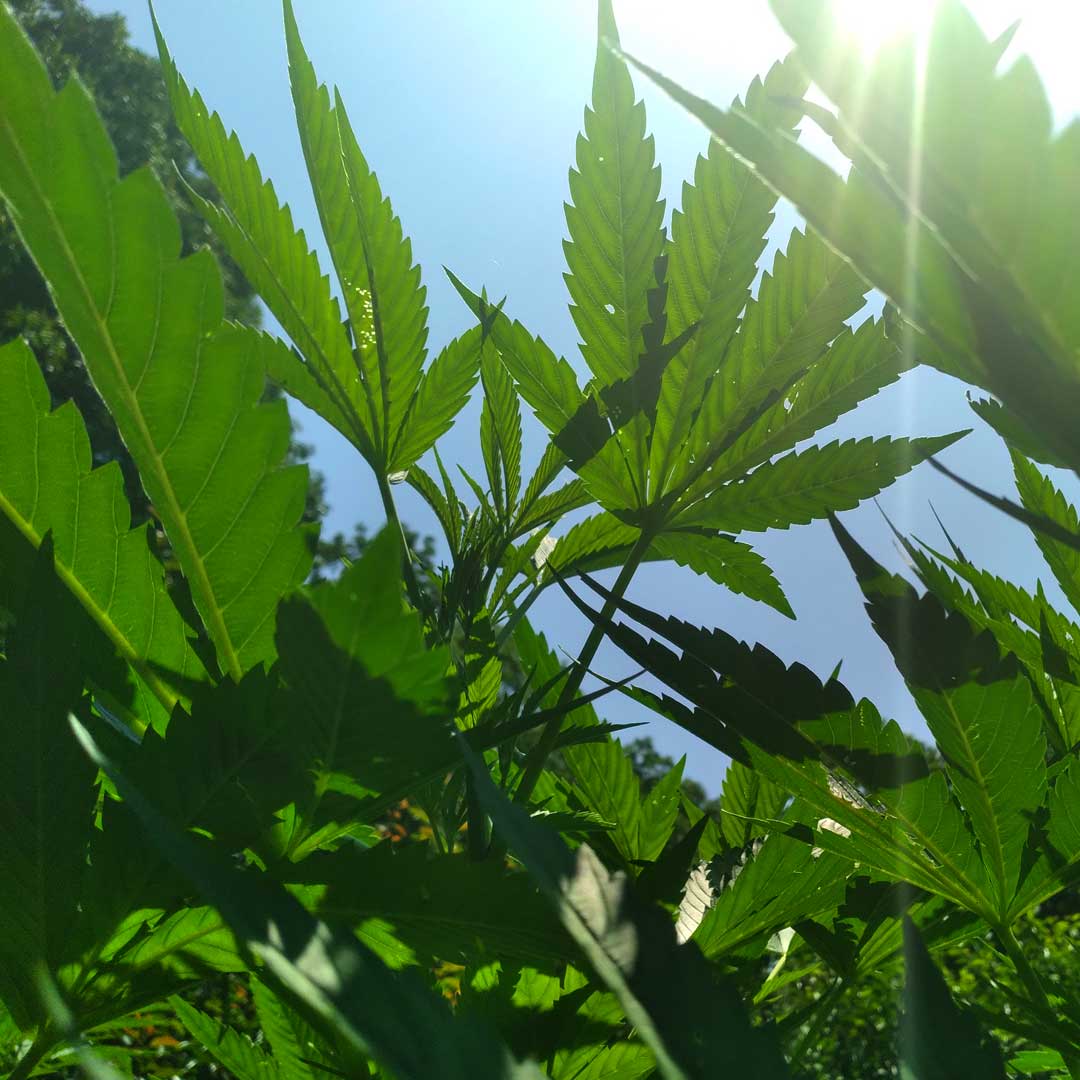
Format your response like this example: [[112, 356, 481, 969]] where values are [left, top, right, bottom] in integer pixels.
[[1, 0, 1079, 1077]]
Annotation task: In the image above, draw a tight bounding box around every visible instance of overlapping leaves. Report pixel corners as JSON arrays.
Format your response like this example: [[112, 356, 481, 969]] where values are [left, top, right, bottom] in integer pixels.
[[0, 6, 311, 678], [627, 0, 1080, 474], [0, 339, 203, 727]]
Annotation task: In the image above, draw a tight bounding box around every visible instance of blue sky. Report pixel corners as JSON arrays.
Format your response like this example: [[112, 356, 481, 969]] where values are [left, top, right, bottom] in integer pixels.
[[86, 0, 1080, 792]]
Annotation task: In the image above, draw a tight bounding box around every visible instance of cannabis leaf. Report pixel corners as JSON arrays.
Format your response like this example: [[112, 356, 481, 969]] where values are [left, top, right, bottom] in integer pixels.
[[0, 7, 311, 678], [0, 339, 203, 725]]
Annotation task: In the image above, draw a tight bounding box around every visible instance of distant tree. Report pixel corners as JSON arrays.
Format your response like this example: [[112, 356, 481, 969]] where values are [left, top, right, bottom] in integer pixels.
[[624, 736, 717, 814]]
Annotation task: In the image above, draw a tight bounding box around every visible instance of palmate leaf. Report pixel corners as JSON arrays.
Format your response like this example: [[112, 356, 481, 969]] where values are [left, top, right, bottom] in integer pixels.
[[800, 879, 981, 986], [0, 541, 97, 1029], [636, 1, 1080, 470], [0, 9, 312, 679], [514, 478, 591, 538], [106, 905, 243, 979], [462, 740, 792, 1080], [408, 462, 464, 559], [512, 618, 644, 865], [0, 339, 203, 724], [534, 514, 791, 617], [542, 512, 640, 577], [564, 0, 665, 387], [650, 59, 807, 496], [286, 2, 472, 474], [637, 759, 685, 863], [555, 1041, 654, 1080], [1011, 451, 1080, 618], [832, 517, 1047, 914], [1009, 757, 1080, 915], [675, 228, 868, 498], [284, 0, 429, 456], [516, 442, 580, 527], [771, 0, 1080, 360], [447, 272, 643, 512], [85, 668, 299, 938], [1043, 761, 1080, 894], [617, 51, 977, 396], [451, 281, 586, 442], [75, 722, 543, 1080], [565, 739, 643, 868], [969, 395, 1070, 472], [899, 530, 1080, 754], [152, 13, 370, 457], [673, 434, 963, 532], [32, 903, 246, 1041]]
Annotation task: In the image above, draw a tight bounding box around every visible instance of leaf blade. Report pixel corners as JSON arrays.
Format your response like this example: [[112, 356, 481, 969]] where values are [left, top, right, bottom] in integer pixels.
[[0, 12, 312, 676], [564, 0, 665, 386]]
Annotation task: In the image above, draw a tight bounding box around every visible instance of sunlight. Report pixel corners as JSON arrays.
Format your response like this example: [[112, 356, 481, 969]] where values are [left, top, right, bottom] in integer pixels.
[[832, 0, 939, 54]]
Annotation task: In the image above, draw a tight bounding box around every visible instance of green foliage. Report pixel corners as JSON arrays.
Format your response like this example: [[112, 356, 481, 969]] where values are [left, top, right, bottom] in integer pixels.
[[0, 0, 259, 516], [0, 1, 1078, 1078]]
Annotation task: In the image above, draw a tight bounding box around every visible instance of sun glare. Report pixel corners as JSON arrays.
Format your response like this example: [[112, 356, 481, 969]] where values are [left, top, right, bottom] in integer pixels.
[[832, 0, 940, 54]]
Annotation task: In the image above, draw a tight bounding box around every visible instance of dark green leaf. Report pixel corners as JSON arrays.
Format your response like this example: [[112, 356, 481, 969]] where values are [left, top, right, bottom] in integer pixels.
[[0, 540, 97, 1028], [462, 739, 792, 1080], [273, 529, 454, 854], [832, 516, 1046, 913], [74, 721, 542, 1080], [899, 917, 1005, 1079], [719, 761, 788, 849]]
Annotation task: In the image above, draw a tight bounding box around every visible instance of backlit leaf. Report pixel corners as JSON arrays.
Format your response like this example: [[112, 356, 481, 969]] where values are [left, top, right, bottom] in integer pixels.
[[1, 10, 312, 677]]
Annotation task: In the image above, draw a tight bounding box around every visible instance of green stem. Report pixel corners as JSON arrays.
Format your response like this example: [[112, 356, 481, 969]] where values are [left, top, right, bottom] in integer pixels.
[[376, 470, 426, 616], [494, 581, 544, 652], [997, 924, 1080, 1077], [999, 923, 1054, 1017], [513, 528, 654, 806], [8, 1030, 54, 1080]]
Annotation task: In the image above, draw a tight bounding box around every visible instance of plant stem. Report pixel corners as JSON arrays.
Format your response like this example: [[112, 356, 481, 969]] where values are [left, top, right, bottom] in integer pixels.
[[9, 1030, 54, 1080], [512, 528, 654, 806], [998, 923, 1080, 1078], [999, 922, 1054, 1017], [493, 581, 544, 652], [376, 470, 426, 615]]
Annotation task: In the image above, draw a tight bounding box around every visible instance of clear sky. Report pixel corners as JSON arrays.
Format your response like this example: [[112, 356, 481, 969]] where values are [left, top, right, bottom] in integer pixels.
[[85, 0, 1080, 793]]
